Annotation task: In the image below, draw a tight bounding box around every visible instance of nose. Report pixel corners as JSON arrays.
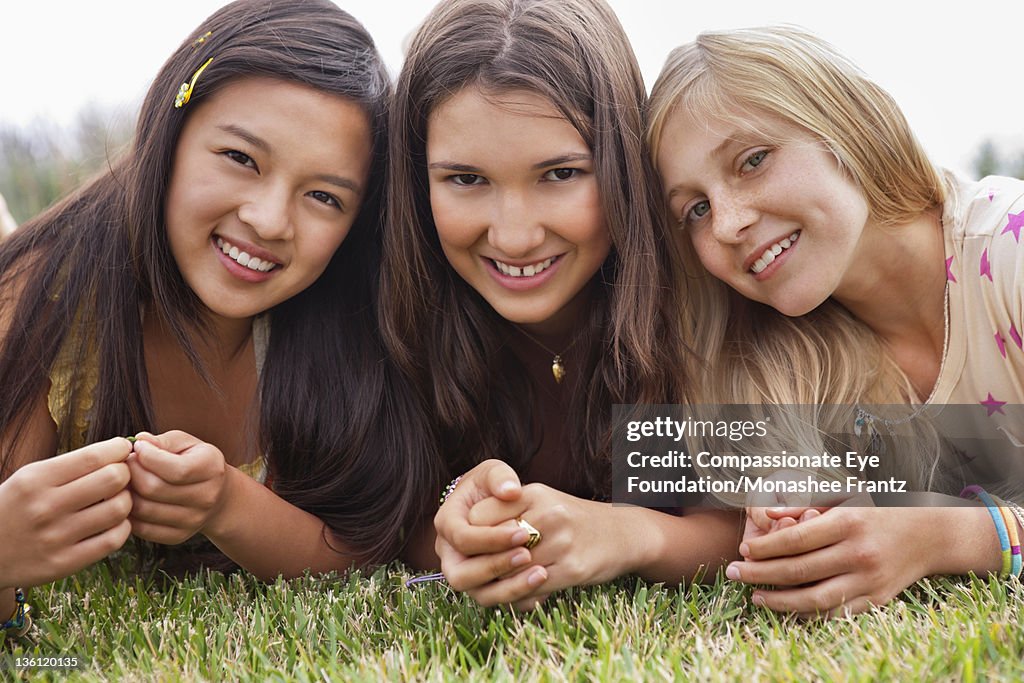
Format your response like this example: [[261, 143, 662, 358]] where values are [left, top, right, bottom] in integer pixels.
[[236, 184, 295, 242], [487, 190, 546, 257], [709, 192, 758, 244]]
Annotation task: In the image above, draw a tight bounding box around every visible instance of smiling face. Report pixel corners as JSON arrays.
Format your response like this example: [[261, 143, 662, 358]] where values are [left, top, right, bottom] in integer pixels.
[[656, 106, 875, 317], [165, 76, 372, 323], [425, 87, 611, 336]]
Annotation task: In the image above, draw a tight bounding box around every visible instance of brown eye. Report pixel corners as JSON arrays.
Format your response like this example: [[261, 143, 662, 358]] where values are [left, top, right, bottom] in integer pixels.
[[451, 174, 484, 186], [544, 168, 578, 181]]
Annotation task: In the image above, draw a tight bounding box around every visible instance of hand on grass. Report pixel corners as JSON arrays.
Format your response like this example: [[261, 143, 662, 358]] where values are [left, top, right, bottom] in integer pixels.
[[127, 430, 228, 545], [0, 437, 133, 587], [465, 485, 642, 610], [729, 495, 938, 617], [434, 459, 537, 603]]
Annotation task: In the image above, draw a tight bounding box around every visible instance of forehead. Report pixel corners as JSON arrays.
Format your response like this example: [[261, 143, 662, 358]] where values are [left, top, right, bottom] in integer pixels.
[[426, 86, 588, 160]]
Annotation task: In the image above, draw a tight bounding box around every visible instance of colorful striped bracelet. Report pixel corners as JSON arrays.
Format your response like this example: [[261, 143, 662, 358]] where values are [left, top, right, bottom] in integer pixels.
[[961, 485, 1013, 576], [993, 495, 1023, 577]]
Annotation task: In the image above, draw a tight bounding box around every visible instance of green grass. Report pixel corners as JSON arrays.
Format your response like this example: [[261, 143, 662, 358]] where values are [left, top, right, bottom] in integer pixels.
[[4, 561, 1024, 681]]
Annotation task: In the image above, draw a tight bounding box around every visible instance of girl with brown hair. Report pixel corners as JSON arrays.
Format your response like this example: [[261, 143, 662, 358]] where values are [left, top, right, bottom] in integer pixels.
[[384, 0, 738, 610], [0, 0, 438, 636]]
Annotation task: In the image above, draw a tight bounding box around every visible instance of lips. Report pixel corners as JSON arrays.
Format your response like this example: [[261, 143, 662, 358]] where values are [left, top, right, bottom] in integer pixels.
[[215, 237, 281, 273], [749, 231, 799, 274]]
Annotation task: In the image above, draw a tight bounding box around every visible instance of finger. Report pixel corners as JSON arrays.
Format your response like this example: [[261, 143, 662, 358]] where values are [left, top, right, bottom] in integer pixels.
[[62, 489, 134, 544], [468, 496, 532, 527], [512, 593, 550, 612], [740, 514, 846, 560], [132, 438, 222, 485], [800, 509, 822, 522], [37, 437, 133, 486], [764, 506, 828, 520], [751, 575, 861, 615], [58, 518, 132, 570], [727, 546, 845, 587], [481, 460, 523, 501], [466, 565, 548, 607], [442, 547, 534, 592], [129, 494, 203, 530], [127, 458, 216, 506], [438, 517, 529, 557], [747, 507, 774, 531], [134, 430, 200, 454], [130, 519, 195, 545], [58, 462, 131, 511], [773, 516, 798, 531]]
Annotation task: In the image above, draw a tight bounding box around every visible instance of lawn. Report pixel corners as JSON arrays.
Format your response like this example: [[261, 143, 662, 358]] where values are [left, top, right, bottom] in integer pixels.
[[3, 560, 1024, 681]]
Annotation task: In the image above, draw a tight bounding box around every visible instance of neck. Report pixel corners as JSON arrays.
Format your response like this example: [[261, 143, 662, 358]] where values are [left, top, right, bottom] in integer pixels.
[[145, 306, 254, 365], [832, 208, 946, 356]]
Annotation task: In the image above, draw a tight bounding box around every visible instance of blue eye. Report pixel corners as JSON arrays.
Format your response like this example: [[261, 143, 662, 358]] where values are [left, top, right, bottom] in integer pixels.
[[308, 190, 342, 210], [686, 200, 711, 223], [451, 173, 485, 186], [544, 168, 577, 181], [741, 150, 769, 172]]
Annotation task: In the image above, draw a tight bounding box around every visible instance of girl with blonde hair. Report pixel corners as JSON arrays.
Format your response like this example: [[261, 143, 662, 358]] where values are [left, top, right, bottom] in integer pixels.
[[648, 25, 1024, 616]]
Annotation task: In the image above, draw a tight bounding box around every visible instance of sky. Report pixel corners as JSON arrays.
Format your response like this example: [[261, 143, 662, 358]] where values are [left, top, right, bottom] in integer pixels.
[[2, 1, 1022, 177]]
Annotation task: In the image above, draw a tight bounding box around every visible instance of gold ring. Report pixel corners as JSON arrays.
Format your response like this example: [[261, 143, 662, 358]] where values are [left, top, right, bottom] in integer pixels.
[[516, 517, 542, 549]]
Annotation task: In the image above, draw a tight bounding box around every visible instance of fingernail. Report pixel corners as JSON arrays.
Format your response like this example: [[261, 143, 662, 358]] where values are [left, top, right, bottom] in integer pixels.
[[769, 507, 785, 513], [498, 481, 517, 495], [751, 592, 766, 607], [511, 530, 529, 545], [527, 568, 546, 587], [725, 563, 741, 581], [739, 543, 750, 557], [510, 550, 530, 568]]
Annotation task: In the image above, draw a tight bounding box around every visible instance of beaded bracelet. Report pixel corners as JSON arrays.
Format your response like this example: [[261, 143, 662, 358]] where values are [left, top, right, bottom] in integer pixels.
[[439, 475, 462, 506], [1, 588, 32, 638], [993, 495, 1023, 577], [961, 485, 1012, 576]]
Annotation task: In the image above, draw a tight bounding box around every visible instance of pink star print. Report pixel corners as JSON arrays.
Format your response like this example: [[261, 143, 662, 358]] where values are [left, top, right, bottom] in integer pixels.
[[1002, 210, 1024, 242], [981, 393, 1007, 416], [980, 249, 992, 281], [988, 189, 996, 201], [945, 256, 957, 283], [996, 331, 1007, 358], [1011, 324, 1023, 350]]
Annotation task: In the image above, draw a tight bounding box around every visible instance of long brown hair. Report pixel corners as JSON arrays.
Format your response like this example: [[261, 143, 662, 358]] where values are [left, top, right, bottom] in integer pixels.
[[381, 0, 688, 495], [0, 0, 439, 565]]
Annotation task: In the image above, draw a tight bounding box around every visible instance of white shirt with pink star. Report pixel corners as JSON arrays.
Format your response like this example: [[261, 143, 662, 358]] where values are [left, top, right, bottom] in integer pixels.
[[931, 171, 1024, 477]]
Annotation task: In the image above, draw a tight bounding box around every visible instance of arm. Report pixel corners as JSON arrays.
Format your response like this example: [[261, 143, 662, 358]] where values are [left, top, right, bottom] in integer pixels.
[[127, 430, 369, 580]]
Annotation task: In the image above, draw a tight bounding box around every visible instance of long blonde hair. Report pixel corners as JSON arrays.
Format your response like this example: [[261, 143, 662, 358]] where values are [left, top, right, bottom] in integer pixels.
[[648, 26, 950, 496]]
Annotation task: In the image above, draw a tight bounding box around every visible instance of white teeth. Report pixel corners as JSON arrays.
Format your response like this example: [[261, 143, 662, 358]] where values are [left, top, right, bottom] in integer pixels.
[[750, 231, 800, 274], [216, 237, 278, 272], [494, 257, 554, 278]]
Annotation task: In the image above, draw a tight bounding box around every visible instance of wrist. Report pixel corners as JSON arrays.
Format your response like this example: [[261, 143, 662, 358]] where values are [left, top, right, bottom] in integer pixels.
[[199, 465, 243, 542], [928, 505, 1003, 576]]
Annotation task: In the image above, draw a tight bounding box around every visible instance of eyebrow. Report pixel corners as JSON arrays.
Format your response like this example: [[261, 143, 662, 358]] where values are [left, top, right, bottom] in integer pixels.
[[664, 131, 745, 200], [427, 152, 593, 173], [217, 124, 362, 195]]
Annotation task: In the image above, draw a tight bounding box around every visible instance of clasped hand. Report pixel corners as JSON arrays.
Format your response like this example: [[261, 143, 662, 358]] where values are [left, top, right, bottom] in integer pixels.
[[0, 430, 228, 589], [434, 459, 635, 611]]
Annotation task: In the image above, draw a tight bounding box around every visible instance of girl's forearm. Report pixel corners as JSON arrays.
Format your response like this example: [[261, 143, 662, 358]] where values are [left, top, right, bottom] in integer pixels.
[[201, 466, 360, 580], [626, 507, 742, 584]]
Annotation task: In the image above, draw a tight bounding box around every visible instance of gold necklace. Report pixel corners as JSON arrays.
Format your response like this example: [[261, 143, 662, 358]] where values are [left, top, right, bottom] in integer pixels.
[[513, 325, 582, 384]]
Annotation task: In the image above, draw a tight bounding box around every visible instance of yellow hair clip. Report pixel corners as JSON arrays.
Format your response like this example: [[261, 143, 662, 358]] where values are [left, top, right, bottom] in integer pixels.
[[193, 31, 212, 47], [174, 57, 214, 109]]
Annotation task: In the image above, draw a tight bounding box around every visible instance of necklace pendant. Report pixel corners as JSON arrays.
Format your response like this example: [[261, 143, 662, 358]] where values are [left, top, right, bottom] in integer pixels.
[[551, 355, 565, 384]]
